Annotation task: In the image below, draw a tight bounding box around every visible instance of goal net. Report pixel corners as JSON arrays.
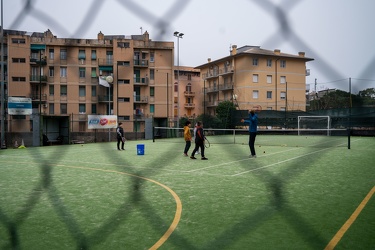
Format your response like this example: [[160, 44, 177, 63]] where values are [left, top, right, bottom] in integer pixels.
[[298, 116, 331, 136]]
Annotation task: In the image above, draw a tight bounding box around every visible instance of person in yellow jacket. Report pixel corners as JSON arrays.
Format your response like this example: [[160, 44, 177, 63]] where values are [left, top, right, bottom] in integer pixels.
[[183, 120, 192, 156]]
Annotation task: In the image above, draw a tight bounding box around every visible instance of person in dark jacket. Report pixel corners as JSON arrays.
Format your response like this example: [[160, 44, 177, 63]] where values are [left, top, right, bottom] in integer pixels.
[[116, 122, 125, 150], [241, 109, 258, 158], [190, 121, 208, 160]]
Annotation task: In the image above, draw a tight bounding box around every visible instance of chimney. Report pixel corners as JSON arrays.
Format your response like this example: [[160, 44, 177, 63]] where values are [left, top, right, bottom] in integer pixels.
[[97, 31, 104, 40], [298, 51, 305, 57], [231, 45, 237, 55], [274, 49, 280, 55], [207, 58, 211, 62], [143, 30, 150, 41]]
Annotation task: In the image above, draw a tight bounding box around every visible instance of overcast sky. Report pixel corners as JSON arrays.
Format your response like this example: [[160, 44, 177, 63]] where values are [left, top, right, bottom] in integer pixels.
[[3, 0, 375, 93]]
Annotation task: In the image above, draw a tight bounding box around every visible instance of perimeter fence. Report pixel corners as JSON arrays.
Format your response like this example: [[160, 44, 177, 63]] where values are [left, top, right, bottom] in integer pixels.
[[1, 1, 374, 249]]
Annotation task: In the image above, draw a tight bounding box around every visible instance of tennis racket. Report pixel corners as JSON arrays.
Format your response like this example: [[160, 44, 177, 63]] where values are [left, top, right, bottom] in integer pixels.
[[204, 137, 211, 148]]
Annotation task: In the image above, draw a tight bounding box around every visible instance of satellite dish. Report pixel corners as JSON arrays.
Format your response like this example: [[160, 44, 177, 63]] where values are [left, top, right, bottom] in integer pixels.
[[106, 75, 113, 83]]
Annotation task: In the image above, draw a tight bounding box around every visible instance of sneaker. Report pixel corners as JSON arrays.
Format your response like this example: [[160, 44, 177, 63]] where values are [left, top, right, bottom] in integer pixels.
[[249, 155, 256, 158], [190, 156, 197, 159], [183, 153, 188, 156], [121, 148, 125, 150], [201, 157, 208, 160], [195, 151, 200, 155]]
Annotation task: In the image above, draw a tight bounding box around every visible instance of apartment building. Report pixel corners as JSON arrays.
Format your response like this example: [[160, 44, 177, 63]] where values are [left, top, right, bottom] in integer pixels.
[[195, 45, 314, 115], [2, 29, 201, 146]]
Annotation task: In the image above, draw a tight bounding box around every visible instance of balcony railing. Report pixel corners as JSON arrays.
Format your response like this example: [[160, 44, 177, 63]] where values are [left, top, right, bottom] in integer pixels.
[[184, 103, 195, 109], [134, 77, 149, 85], [134, 59, 148, 67], [30, 75, 48, 83], [184, 91, 195, 97], [134, 95, 148, 103]]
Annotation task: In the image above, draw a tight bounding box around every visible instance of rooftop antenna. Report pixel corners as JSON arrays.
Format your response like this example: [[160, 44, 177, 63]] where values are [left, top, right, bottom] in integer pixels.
[[140, 27, 143, 34]]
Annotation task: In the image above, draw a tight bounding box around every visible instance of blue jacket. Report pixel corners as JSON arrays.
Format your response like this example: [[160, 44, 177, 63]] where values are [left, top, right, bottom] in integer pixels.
[[244, 113, 258, 132]]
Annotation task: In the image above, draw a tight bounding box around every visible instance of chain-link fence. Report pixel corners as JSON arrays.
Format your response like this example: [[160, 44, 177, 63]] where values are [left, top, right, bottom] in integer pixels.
[[2, 0, 374, 249]]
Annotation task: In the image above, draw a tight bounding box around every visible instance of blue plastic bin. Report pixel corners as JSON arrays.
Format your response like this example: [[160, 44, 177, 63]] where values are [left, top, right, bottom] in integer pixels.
[[137, 144, 145, 155]]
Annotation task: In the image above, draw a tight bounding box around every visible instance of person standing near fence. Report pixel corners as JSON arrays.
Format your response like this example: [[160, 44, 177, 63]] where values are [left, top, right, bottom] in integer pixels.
[[193, 122, 200, 155], [116, 122, 125, 150], [190, 121, 208, 160], [241, 109, 258, 158], [183, 120, 192, 156]]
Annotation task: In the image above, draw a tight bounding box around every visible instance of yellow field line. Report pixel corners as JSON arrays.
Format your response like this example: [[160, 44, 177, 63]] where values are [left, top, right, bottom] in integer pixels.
[[53, 164, 182, 250], [324, 185, 375, 250]]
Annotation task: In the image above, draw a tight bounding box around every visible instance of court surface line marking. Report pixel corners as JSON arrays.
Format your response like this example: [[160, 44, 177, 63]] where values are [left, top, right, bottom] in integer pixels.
[[232, 139, 356, 176], [324, 185, 375, 250], [186, 147, 301, 173], [48, 164, 182, 250]]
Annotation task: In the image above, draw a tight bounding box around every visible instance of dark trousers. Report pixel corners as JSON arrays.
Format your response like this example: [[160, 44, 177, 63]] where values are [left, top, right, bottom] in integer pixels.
[[191, 142, 205, 157], [249, 132, 257, 156], [184, 141, 191, 154], [117, 137, 124, 150]]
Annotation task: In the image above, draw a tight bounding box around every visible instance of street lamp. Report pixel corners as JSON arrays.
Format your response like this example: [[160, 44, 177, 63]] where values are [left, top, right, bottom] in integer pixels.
[[106, 75, 113, 141], [173, 31, 184, 128]]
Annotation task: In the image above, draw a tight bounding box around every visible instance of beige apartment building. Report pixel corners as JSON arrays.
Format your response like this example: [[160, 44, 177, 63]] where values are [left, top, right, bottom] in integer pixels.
[[195, 45, 314, 115], [0, 29, 203, 147]]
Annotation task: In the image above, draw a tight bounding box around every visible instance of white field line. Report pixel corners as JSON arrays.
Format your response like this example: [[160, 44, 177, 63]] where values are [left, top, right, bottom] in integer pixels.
[[186, 147, 301, 173], [232, 139, 357, 176]]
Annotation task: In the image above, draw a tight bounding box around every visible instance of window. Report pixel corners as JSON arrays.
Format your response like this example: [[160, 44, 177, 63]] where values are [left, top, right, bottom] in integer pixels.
[[118, 61, 130, 66], [150, 69, 154, 80], [280, 60, 286, 68], [253, 58, 258, 66], [280, 76, 286, 84], [252, 90, 259, 99], [49, 103, 54, 115], [280, 92, 286, 99], [252, 74, 259, 83], [60, 103, 67, 114], [12, 77, 26, 82], [12, 58, 26, 63], [60, 49, 67, 60], [150, 104, 155, 113], [79, 67, 85, 78], [79, 104, 86, 113], [280, 107, 286, 111], [12, 38, 25, 44], [118, 98, 130, 102], [49, 67, 54, 77], [91, 68, 97, 77], [60, 67, 67, 77], [106, 51, 113, 64], [91, 86, 96, 97], [267, 91, 272, 99], [49, 85, 54, 96], [118, 79, 130, 84], [150, 87, 155, 97], [78, 50, 86, 60], [174, 83, 178, 92], [79, 86, 86, 97], [49, 49, 54, 60], [267, 75, 272, 84], [60, 85, 67, 96], [267, 59, 272, 67], [91, 50, 97, 60], [91, 104, 97, 114], [150, 52, 154, 62]]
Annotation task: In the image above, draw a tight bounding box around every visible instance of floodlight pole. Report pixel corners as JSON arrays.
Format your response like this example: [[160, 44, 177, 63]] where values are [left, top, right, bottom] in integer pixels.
[[174, 31, 184, 128]]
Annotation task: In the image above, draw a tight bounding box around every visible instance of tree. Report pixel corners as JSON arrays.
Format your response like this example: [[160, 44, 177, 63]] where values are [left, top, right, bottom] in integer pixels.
[[215, 101, 237, 128]]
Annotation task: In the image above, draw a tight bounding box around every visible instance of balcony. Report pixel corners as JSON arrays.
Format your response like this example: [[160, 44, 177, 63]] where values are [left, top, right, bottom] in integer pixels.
[[184, 91, 195, 97], [134, 59, 148, 67], [206, 86, 219, 93], [219, 66, 234, 75], [30, 57, 47, 65], [134, 77, 149, 85], [30, 75, 48, 84], [219, 83, 233, 91], [202, 72, 219, 80], [184, 103, 195, 109], [134, 95, 148, 103], [31, 94, 47, 102], [98, 95, 113, 103]]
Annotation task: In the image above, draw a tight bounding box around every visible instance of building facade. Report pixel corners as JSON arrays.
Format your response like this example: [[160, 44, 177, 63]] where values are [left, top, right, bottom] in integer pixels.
[[1, 29, 202, 146], [195, 45, 314, 115]]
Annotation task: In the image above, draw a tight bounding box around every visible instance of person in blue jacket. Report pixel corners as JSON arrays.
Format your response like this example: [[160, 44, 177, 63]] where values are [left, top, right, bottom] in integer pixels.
[[241, 109, 258, 158]]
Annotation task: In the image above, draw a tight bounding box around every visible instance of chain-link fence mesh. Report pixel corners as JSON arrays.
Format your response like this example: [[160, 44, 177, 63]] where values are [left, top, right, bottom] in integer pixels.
[[2, 0, 374, 249]]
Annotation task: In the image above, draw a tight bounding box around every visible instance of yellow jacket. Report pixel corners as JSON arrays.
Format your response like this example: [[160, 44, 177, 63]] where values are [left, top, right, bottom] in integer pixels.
[[183, 126, 192, 141]]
